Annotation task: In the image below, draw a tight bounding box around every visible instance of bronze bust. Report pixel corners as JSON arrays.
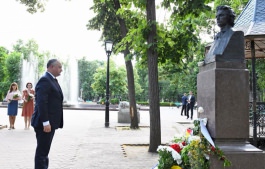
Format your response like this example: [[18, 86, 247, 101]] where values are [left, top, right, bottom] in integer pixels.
[[203, 5, 245, 65]]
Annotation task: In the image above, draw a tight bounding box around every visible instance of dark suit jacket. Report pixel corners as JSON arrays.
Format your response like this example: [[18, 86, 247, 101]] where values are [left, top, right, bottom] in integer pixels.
[[31, 72, 64, 130], [187, 95, 195, 107], [181, 96, 187, 105]]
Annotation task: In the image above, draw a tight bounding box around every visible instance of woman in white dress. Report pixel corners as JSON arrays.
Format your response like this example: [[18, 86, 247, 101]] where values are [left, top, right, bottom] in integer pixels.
[[5, 82, 21, 130]]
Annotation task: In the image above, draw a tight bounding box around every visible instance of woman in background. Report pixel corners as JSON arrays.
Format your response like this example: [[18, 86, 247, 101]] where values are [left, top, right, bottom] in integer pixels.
[[21, 82, 35, 130], [5, 82, 21, 130]]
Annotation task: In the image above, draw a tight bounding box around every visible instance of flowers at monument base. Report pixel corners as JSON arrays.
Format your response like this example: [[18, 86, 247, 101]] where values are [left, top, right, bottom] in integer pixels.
[[198, 106, 204, 113], [156, 119, 231, 169], [171, 165, 182, 169]]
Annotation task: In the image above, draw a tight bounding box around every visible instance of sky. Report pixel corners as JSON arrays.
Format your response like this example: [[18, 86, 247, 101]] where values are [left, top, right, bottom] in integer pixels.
[[0, 0, 209, 63], [0, 0, 110, 61]]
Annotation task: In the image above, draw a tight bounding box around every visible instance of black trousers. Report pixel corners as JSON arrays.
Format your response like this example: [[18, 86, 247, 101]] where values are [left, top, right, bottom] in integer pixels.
[[186, 104, 194, 119], [181, 105, 186, 115], [34, 128, 55, 169]]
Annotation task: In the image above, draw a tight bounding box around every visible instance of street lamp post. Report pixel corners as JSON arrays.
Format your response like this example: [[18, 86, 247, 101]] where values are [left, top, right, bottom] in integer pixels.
[[105, 40, 113, 127]]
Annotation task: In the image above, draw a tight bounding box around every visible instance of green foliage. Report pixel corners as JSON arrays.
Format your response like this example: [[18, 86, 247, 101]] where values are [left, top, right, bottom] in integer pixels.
[[78, 58, 104, 101], [15, 0, 255, 104], [214, 0, 249, 16], [157, 149, 176, 169], [136, 101, 149, 105], [136, 102, 176, 106], [160, 102, 175, 106], [255, 59, 265, 101], [110, 98, 119, 104], [101, 98, 122, 105], [18, 0, 46, 14], [91, 60, 128, 98], [5, 52, 22, 85], [192, 120, 200, 136], [99, 98, 105, 104], [0, 47, 9, 100], [13, 39, 39, 60]]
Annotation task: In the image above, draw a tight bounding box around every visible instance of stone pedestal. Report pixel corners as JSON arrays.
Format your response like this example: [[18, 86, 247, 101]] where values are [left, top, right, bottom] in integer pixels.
[[210, 141, 265, 169], [197, 62, 249, 139], [118, 101, 140, 123], [197, 62, 265, 169]]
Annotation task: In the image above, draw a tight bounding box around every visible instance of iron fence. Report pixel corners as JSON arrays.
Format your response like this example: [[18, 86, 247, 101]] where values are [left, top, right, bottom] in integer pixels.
[[249, 102, 265, 148]]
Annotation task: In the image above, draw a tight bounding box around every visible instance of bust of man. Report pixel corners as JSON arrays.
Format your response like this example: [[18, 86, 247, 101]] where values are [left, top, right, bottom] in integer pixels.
[[204, 5, 245, 65]]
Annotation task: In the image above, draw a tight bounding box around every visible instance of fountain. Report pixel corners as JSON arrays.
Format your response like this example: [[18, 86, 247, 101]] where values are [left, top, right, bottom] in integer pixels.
[[21, 55, 79, 106], [20, 56, 117, 110], [58, 57, 79, 104], [21, 53, 38, 92]]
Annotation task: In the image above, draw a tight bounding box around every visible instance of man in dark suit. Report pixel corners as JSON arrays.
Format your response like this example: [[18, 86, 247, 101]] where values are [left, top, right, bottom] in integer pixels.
[[31, 59, 64, 169], [186, 91, 195, 120], [180, 93, 187, 116]]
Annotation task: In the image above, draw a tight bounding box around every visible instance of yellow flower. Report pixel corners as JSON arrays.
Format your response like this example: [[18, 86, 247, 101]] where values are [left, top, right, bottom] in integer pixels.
[[171, 165, 182, 169]]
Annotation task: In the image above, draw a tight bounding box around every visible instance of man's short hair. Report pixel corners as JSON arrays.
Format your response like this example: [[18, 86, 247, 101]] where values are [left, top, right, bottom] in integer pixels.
[[47, 59, 58, 68], [216, 5, 236, 27]]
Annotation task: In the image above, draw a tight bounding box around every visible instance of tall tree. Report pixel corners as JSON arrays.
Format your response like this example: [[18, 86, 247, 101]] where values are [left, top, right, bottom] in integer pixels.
[[5, 52, 22, 84], [88, 0, 139, 128], [0, 47, 9, 100], [113, 0, 139, 128], [146, 0, 161, 152]]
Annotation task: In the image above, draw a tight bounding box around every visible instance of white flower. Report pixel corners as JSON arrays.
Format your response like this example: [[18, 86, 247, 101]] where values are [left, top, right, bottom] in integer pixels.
[[178, 142, 184, 149], [198, 61, 205, 67], [188, 136, 201, 143], [204, 153, 210, 160], [198, 107, 204, 113]]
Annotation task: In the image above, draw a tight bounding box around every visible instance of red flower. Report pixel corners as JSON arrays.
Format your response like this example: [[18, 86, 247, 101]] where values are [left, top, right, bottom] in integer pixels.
[[170, 144, 181, 153], [182, 141, 186, 146], [211, 146, 215, 152]]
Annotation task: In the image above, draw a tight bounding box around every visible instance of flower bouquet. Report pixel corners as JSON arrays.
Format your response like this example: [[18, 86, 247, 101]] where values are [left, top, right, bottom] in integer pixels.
[[156, 118, 231, 169], [13, 94, 20, 99], [27, 93, 34, 102]]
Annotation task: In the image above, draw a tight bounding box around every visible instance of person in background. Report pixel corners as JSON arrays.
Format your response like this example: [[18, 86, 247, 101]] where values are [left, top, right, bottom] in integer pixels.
[[186, 91, 196, 120], [5, 82, 21, 130], [21, 82, 35, 130], [180, 93, 187, 116], [31, 59, 64, 169]]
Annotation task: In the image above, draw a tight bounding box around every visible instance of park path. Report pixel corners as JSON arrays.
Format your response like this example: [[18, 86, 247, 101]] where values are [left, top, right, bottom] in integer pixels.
[[0, 107, 195, 169]]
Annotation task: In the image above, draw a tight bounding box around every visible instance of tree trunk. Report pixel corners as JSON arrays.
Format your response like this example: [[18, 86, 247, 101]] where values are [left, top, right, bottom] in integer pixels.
[[146, 0, 161, 152], [113, 0, 139, 129]]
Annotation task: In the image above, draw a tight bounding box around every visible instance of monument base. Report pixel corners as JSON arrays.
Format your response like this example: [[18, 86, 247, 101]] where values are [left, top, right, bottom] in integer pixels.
[[197, 62, 249, 139], [118, 109, 140, 123], [118, 101, 140, 123], [210, 141, 265, 169]]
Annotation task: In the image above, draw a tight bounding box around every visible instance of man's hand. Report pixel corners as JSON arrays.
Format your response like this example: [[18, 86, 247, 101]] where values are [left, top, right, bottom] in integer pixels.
[[43, 125, 51, 133]]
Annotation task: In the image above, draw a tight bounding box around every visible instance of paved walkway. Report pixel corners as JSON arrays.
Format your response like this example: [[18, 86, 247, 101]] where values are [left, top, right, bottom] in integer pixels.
[[0, 107, 196, 169]]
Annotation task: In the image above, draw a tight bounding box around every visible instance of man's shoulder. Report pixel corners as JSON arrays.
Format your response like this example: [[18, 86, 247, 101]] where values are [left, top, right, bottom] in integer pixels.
[[36, 73, 53, 86], [40, 73, 53, 81]]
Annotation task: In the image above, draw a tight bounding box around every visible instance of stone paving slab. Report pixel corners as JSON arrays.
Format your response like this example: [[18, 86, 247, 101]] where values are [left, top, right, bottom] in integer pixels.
[[0, 107, 195, 169]]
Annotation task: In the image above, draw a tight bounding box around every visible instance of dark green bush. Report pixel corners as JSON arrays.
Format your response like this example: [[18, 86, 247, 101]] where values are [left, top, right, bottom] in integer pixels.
[[136, 102, 176, 106], [110, 98, 119, 104], [137, 102, 149, 105], [99, 98, 105, 104], [160, 102, 175, 106]]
